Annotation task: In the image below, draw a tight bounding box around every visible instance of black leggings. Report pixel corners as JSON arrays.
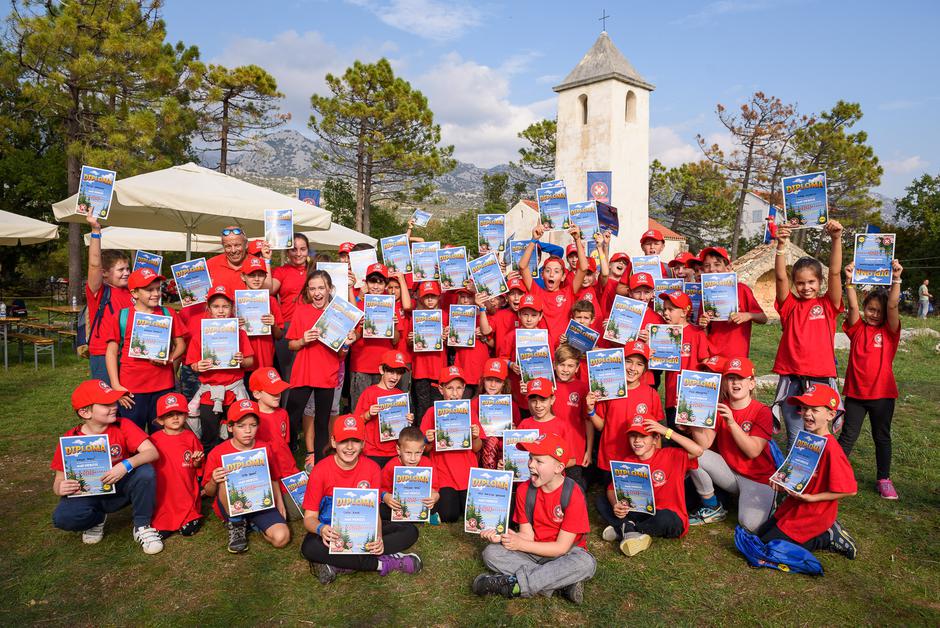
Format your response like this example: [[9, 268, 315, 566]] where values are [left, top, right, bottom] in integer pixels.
[[199, 405, 226, 452], [757, 517, 831, 551], [412, 378, 439, 426], [595, 493, 684, 538], [300, 522, 418, 571], [286, 386, 335, 461], [434, 487, 467, 523], [838, 397, 895, 480]]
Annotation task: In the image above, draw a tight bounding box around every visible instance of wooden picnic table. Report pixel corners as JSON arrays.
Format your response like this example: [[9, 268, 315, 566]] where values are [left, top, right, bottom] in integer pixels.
[[0, 316, 19, 370], [39, 305, 83, 329]]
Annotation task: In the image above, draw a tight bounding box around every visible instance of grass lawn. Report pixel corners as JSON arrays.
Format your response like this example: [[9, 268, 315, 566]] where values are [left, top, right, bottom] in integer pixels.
[[1, 316, 939, 626]]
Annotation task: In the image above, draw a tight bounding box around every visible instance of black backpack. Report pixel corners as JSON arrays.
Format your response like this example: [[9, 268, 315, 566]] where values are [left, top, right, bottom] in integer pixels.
[[524, 476, 581, 525], [76, 284, 112, 357]]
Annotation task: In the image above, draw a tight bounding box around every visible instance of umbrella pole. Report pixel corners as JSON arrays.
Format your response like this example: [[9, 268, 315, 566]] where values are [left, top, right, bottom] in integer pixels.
[[186, 230, 192, 261]]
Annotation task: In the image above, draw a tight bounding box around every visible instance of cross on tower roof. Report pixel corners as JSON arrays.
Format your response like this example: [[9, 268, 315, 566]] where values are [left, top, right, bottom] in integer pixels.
[[599, 9, 610, 31]]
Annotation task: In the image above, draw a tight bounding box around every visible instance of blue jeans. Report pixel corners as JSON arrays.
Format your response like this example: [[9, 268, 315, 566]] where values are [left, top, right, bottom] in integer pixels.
[[89, 354, 110, 385], [119, 389, 174, 433], [918, 300, 929, 319], [52, 463, 156, 530]]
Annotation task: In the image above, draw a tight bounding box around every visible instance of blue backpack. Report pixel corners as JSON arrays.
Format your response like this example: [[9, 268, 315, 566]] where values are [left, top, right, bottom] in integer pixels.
[[733, 525, 823, 576]]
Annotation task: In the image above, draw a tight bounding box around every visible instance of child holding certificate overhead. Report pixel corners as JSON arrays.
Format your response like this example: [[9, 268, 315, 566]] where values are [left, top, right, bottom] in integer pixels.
[[51, 380, 164, 555], [757, 384, 858, 559], [473, 433, 595, 603], [301, 414, 421, 584], [352, 350, 413, 468], [696, 246, 767, 358]]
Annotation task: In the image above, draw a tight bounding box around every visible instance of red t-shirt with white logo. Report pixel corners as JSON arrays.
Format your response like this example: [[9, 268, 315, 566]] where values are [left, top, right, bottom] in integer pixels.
[[381, 455, 440, 494], [595, 384, 664, 470], [419, 407, 486, 490], [713, 399, 776, 484], [355, 384, 406, 458], [774, 433, 856, 543], [622, 447, 698, 536], [101, 307, 185, 394], [350, 294, 403, 375], [705, 283, 764, 358], [517, 415, 578, 466], [273, 262, 307, 323], [286, 303, 343, 388], [245, 296, 284, 371], [528, 282, 575, 346], [842, 318, 900, 400], [664, 324, 712, 408], [490, 308, 520, 359], [150, 429, 203, 530], [773, 293, 842, 378], [50, 420, 148, 471], [206, 254, 247, 297], [185, 318, 255, 406], [201, 438, 283, 518], [514, 477, 590, 548], [303, 454, 381, 513], [552, 379, 588, 460], [453, 327, 493, 385], [256, 408, 290, 446], [85, 283, 134, 356]]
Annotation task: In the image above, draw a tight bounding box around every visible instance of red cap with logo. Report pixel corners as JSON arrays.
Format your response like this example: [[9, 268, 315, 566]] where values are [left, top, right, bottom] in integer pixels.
[[565, 243, 578, 256], [623, 340, 650, 361], [518, 293, 543, 312], [629, 272, 655, 290], [207, 284, 234, 302], [225, 399, 260, 424], [247, 239, 265, 255], [668, 252, 695, 267], [380, 350, 409, 369], [609, 252, 631, 265], [482, 358, 508, 380], [722, 357, 754, 377], [525, 377, 554, 398], [585, 258, 598, 273], [365, 263, 389, 280], [438, 365, 466, 385], [71, 379, 125, 410], [332, 413, 366, 442], [418, 281, 441, 297], [699, 246, 731, 263], [338, 242, 355, 254], [787, 383, 841, 410], [699, 355, 727, 373], [506, 277, 526, 293], [641, 229, 665, 244], [248, 367, 291, 394], [241, 255, 267, 275], [156, 392, 187, 417], [128, 268, 165, 290], [626, 414, 654, 435], [517, 432, 568, 464], [659, 290, 692, 311]]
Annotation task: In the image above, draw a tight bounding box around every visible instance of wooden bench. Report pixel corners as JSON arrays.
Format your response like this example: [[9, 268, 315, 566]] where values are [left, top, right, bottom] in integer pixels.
[[56, 329, 77, 348], [8, 332, 55, 369], [18, 321, 58, 335]]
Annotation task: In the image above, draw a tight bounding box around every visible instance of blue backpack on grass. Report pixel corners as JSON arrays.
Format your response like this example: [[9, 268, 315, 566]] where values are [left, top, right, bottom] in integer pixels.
[[734, 526, 823, 576]]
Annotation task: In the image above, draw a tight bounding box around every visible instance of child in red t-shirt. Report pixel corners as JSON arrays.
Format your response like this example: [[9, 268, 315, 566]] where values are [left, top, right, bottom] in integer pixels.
[[598, 415, 703, 556], [686, 357, 776, 532], [150, 393, 203, 539], [50, 380, 163, 554], [490, 277, 526, 358], [300, 414, 421, 583], [560, 300, 598, 385], [503, 292, 549, 412], [350, 264, 407, 404], [696, 246, 768, 357], [410, 281, 448, 422], [659, 290, 712, 428], [473, 433, 595, 602], [353, 350, 413, 467], [380, 426, 441, 523], [839, 259, 903, 499], [472, 358, 521, 469], [248, 367, 298, 480], [451, 288, 494, 396], [627, 272, 664, 389], [515, 377, 582, 489], [239, 255, 284, 372], [771, 221, 845, 450], [552, 344, 592, 482], [759, 384, 858, 559]]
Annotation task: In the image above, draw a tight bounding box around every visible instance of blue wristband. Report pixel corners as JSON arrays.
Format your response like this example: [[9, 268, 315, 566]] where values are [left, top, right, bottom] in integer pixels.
[[316, 522, 325, 536], [90, 233, 102, 240], [122, 459, 134, 474]]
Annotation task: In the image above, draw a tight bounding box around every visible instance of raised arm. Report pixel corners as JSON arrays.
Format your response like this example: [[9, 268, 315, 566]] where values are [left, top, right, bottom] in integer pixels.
[[569, 225, 588, 291], [825, 220, 844, 309], [887, 260, 903, 332], [843, 262, 860, 327], [519, 224, 545, 290], [86, 216, 104, 295], [774, 226, 792, 306]]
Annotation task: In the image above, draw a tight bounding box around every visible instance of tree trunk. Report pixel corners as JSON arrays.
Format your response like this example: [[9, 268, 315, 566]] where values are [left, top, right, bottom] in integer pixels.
[[220, 98, 229, 174], [731, 141, 756, 260], [355, 126, 366, 232], [66, 86, 83, 303], [670, 191, 687, 232], [363, 152, 373, 235]]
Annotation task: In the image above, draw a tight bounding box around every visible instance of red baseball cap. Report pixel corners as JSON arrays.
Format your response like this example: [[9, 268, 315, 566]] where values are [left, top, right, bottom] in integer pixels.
[[565, 243, 578, 256], [525, 377, 554, 398], [380, 350, 409, 369], [366, 263, 389, 280], [659, 290, 691, 311], [518, 293, 543, 312], [241, 255, 267, 275], [225, 399, 260, 424], [248, 367, 291, 394], [629, 272, 655, 290], [71, 379, 125, 410], [207, 284, 234, 302], [609, 252, 631, 265], [517, 432, 568, 464], [668, 252, 695, 267], [156, 392, 187, 417], [128, 268, 165, 290], [332, 414, 366, 442], [585, 258, 598, 273], [338, 242, 355, 254], [506, 277, 526, 293], [627, 414, 654, 435], [438, 365, 466, 385], [700, 246, 731, 263], [482, 358, 508, 380], [722, 357, 755, 377], [699, 355, 727, 373], [640, 229, 665, 244], [623, 340, 650, 361], [687, 254, 704, 267], [418, 281, 441, 297], [787, 383, 841, 410], [247, 239, 265, 255]]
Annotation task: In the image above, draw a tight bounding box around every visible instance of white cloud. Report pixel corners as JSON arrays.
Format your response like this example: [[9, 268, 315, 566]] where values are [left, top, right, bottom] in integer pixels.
[[650, 126, 700, 167], [884, 155, 928, 175], [347, 0, 482, 42]]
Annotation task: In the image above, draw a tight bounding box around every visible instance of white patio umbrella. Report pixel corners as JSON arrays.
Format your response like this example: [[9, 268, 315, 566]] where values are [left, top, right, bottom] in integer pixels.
[[52, 162, 332, 258], [0, 209, 59, 245]]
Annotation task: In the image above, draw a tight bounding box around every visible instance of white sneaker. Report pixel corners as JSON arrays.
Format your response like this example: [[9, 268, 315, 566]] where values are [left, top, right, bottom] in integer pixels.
[[133, 525, 165, 555], [602, 525, 619, 542], [82, 515, 106, 544]]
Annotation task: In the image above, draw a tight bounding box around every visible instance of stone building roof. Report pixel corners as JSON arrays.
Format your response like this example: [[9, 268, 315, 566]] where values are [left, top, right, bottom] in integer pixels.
[[554, 31, 655, 93]]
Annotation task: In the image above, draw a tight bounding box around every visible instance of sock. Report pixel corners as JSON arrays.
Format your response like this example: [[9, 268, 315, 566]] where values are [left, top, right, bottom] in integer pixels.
[[702, 495, 719, 508], [511, 583, 521, 596]]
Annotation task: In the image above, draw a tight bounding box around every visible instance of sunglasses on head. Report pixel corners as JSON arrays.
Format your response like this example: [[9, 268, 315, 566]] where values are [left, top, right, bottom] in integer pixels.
[[221, 227, 244, 236]]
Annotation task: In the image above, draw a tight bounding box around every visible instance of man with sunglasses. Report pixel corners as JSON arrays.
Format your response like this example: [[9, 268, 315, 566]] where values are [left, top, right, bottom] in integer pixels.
[[207, 226, 271, 295]]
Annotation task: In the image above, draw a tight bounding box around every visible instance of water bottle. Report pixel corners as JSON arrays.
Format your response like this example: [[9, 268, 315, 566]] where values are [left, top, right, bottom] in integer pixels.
[[71, 296, 77, 308], [0, 301, 6, 318]]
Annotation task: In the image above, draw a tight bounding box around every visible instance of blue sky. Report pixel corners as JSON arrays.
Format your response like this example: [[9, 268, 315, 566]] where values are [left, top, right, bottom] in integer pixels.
[[161, 1, 937, 197]]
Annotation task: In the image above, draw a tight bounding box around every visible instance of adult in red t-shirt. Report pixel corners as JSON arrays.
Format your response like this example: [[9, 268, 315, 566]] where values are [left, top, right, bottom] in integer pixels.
[[205, 226, 256, 296], [84, 215, 132, 384]]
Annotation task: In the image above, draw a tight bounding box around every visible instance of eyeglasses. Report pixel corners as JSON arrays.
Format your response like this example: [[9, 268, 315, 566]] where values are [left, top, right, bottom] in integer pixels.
[[221, 228, 244, 236]]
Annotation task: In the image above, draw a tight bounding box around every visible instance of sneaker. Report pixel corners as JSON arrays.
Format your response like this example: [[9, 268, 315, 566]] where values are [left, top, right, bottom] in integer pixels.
[[225, 520, 249, 554], [601, 525, 619, 542], [429, 512, 442, 526], [378, 552, 423, 576], [82, 515, 106, 544], [829, 521, 858, 560], [133, 525, 165, 555], [179, 518, 202, 536], [876, 479, 899, 500], [313, 563, 337, 584], [472, 573, 519, 598], [560, 579, 585, 605], [157, 529, 173, 541], [619, 532, 652, 557], [689, 504, 727, 526]]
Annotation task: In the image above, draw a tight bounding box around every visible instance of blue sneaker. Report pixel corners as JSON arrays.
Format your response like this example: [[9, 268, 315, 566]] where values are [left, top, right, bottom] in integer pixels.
[[689, 504, 727, 526]]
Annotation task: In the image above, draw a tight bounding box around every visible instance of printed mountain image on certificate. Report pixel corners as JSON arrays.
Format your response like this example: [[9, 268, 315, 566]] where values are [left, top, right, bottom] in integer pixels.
[[604, 295, 646, 344], [675, 370, 722, 429], [467, 252, 508, 297], [536, 184, 569, 231], [632, 255, 663, 280], [477, 214, 506, 253], [782, 172, 828, 228], [329, 488, 379, 554], [363, 294, 396, 339], [502, 429, 539, 482], [587, 348, 627, 400], [853, 233, 895, 286], [478, 395, 513, 436], [380, 234, 413, 274], [648, 324, 682, 371], [433, 399, 472, 451], [133, 250, 162, 274], [412, 241, 440, 281], [653, 278, 684, 315], [314, 298, 364, 351], [564, 319, 599, 353], [377, 393, 411, 442], [568, 201, 600, 256], [701, 272, 738, 321], [464, 468, 514, 534], [448, 305, 477, 347], [171, 258, 212, 306], [281, 471, 308, 513], [508, 240, 538, 277], [235, 290, 271, 336], [412, 309, 443, 352], [516, 343, 555, 386], [411, 209, 432, 227], [265, 209, 293, 249], [610, 461, 655, 514], [76, 165, 117, 220], [437, 246, 468, 290], [201, 318, 239, 369], [127, 312, 172, 361], [60, 434, 116, 497], [391, 466, 433, 522], [770, 430, 828, 494], [221, 447, 275, 516]]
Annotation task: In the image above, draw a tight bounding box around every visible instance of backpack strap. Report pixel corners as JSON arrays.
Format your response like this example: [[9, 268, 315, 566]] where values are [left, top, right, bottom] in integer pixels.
[[525, 482, 538, 526], [118, 308, 129, 353], [89, 284, 113, 340], [560, 475, 577, 510], [525, 475, 580, 525]]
